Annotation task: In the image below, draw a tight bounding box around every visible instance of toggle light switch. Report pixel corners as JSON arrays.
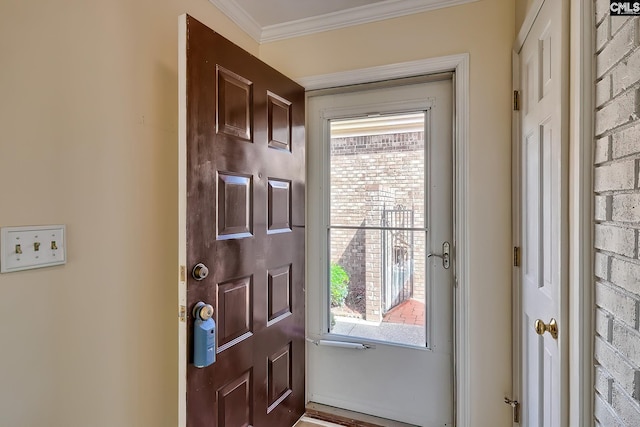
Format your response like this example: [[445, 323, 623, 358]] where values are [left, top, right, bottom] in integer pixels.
[[1, 225, 66, 273]]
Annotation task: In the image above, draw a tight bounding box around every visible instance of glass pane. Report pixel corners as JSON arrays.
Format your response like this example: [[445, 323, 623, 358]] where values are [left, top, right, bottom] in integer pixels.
[[329, 112, 425, 228], [328, 227, 427, 347], [328, 112, 429, 347]]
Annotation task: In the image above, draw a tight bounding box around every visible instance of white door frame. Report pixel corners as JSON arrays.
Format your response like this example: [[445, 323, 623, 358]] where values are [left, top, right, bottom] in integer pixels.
[[297, 53, 470, 426], [512, 1, 594, 425], [568, 0, 595, 424]]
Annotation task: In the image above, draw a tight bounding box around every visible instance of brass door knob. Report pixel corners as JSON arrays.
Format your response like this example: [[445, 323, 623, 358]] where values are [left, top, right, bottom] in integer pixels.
[[534, 318, 558, 339], [193, 302, 214, 321]]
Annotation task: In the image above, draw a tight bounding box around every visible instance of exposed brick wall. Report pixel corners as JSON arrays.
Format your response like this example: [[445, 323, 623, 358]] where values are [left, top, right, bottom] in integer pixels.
[[330, 132, 426, 321], [331, 132, 425, 155], [594, 7, 640, 425]]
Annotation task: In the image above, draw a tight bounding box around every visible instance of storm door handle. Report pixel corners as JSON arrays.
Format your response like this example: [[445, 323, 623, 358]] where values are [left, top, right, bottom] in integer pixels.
[[427, 241, 450, 269]]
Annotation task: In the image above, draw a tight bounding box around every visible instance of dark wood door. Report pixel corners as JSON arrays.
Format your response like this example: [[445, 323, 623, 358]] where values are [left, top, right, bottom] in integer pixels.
[[184, 15, 305, 427]]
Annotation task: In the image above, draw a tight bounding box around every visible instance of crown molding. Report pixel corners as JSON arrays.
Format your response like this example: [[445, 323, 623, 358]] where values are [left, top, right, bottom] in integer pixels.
[[209, 0, 479, 44], [261, 0, 479, 43], [208, 0, 262, 42]]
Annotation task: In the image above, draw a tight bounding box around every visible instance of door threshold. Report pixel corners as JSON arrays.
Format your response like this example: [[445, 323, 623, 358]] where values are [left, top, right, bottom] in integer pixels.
[[299, 402, 419, 427]]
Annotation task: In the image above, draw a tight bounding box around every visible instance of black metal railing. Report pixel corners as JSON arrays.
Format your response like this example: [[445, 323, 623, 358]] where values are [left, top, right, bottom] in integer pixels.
[[381, 205, 414, 313]]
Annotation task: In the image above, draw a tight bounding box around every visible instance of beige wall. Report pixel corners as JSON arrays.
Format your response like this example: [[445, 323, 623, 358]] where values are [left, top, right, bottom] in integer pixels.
[[516, 0, 538, 31], [260, 0, 515, 425], [0, 1, 256, 426], [1, 0, 515, 426]]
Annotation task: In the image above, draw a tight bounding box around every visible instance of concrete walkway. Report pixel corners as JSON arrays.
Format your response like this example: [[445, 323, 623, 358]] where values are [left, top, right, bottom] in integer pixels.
[[332, 315, 425, 347]]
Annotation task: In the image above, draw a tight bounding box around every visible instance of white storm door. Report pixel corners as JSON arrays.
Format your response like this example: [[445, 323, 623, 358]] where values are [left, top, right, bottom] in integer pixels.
[[307, 78, 453, 427], [518, 0, 568, 425]]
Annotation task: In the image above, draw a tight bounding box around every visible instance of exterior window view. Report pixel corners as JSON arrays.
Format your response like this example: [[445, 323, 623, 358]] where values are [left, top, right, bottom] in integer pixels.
[[328, 112, 427, 347]]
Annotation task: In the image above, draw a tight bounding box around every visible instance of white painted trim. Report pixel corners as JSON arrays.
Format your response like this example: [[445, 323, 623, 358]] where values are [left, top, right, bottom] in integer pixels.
[[208, 0, 263, 42], [260, 0, 479, 43], [510, 50, 522, 427], [302, 53, 470, 427], [208, 0, 478, 44], [177, 14, 188, 427], [514, 0, 544, 53], [297, 55, 468, 91], [568, 0, 594, 424]]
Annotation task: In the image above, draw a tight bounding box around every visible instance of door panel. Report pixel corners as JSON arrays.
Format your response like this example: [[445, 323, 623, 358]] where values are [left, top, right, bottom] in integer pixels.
[[518, 0, 568, 425], [307, 79, 453, 426], [181, 15, 305, 427]]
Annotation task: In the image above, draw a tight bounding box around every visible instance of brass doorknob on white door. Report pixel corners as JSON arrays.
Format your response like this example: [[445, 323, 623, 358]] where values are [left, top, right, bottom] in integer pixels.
[[534, 318, 558, 339], [192, 263, 209, 281]]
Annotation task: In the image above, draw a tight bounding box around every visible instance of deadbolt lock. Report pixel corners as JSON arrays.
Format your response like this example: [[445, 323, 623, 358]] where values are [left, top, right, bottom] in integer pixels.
[[192, 263, 209, 281], [534, 318, 558, 339]]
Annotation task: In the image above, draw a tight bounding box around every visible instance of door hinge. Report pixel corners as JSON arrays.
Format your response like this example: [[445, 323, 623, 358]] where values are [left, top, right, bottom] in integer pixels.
[[513, 90, 520, 111], [179, 305, 186, 322], [513, 246, 520, 267], [504, 398, 520, 423]]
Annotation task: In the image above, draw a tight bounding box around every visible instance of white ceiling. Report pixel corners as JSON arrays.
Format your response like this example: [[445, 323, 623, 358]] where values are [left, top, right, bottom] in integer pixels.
[[209, 0, 479, 43], [234, 0, 388, 27]]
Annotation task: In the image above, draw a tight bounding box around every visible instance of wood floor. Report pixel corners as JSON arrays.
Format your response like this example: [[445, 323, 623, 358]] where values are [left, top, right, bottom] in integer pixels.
[[295, 403, 419, 427]]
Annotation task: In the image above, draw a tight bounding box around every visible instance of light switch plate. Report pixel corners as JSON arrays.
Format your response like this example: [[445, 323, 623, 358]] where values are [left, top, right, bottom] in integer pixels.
[[1, 225, 66, 273]]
